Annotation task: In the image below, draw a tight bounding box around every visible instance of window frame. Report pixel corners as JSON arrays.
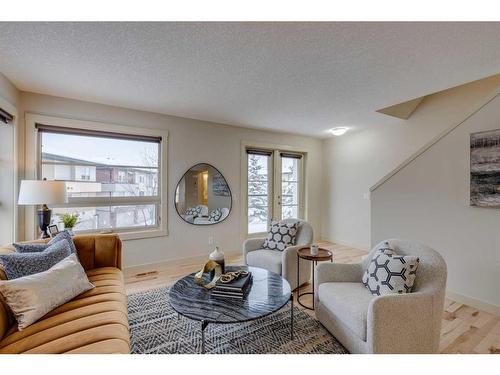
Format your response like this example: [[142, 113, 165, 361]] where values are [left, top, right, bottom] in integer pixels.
[[277, 152, 305, 221], [25, 113, 169, 241], [240, 141, 307, 239], [246, 150, 273, 235]]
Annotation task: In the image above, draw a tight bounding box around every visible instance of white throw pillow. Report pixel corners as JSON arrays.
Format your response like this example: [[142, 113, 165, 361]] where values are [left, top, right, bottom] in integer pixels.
[[0, 254, 94, 330], [362, 242, 419, 296]]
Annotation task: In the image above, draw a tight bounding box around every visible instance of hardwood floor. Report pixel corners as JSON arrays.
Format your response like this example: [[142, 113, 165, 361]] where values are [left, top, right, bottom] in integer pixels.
[[124, 241, 499, 354]]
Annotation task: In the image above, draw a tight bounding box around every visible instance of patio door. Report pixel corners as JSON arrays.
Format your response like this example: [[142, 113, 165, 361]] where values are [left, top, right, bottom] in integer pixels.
[[246, 148, 304, 235]]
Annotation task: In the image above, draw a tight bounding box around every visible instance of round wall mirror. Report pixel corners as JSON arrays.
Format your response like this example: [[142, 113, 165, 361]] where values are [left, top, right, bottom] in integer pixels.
[[175, 163, 232, 225]]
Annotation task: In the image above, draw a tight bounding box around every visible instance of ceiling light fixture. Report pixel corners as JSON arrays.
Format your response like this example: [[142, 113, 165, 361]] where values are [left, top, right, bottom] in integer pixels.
[[329, 127, 348, 136]]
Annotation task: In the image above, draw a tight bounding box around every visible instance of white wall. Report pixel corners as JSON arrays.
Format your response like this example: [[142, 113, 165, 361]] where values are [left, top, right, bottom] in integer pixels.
[[17, 92, 323, 268], [371, 93, 500, 312], [0, 73, 19, 245], [0, 73, 20, 106], [321, 74, 500, 250]]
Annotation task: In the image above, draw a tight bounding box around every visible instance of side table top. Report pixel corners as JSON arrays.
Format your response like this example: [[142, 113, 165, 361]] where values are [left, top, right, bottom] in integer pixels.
[[297, 247, 333, 261]]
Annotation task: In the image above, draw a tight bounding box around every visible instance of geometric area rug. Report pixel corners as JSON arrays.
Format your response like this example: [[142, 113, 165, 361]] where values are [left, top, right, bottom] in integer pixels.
[[128, 286, 348, 354]]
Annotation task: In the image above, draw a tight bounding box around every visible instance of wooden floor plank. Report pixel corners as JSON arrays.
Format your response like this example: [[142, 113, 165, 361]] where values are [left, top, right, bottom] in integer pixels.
[[124, 241, 498, 354]]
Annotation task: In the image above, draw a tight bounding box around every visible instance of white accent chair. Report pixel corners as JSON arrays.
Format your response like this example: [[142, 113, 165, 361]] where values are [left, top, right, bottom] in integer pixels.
[[314, 239, 447, 353], [243, 219, 313, 290]]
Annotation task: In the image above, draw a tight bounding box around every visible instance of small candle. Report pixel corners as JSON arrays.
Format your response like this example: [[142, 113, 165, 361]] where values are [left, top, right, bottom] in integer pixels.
[[310, 244, 319, 255]]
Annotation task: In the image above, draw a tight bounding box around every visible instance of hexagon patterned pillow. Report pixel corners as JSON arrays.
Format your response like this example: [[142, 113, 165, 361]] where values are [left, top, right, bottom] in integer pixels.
[[362, 242, 420, 296], [208, 208, 223, 222], [262, 220, 299, 251], [185, 207, 198, 216]]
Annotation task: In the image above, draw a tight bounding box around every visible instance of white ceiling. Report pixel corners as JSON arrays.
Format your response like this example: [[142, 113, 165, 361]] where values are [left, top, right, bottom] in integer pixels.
[[1, 22, 499, 138]]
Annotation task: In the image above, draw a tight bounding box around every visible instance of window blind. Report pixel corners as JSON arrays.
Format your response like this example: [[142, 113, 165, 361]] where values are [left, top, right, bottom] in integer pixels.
[[280, 152, 303, 159], [246, 149, 273, 156], [0, 108, 14, 124], [35, 123, 162, 143]]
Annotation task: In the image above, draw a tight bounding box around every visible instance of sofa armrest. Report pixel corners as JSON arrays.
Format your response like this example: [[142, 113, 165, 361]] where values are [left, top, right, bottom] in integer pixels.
[[367, 292, 438, 353], [73, 234, 122, 271], [282, 245, 306, 268], [315, 262, 364, 285], [243, 238, 265, 265]]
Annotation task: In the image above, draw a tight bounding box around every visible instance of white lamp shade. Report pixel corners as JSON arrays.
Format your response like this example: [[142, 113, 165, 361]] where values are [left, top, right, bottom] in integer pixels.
[[18, 180, 67, 205]]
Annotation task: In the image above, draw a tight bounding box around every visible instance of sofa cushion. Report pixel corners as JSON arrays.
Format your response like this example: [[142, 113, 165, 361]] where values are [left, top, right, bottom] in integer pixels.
[[48, 231, 78, 255], [245, 249, 282, 275], [13, 242, 49, 253], [318, 282, 375, 341], [0, 267, 129, 354], [0, 254, 94, 330], [13, 231, 77, 256], [0, 239, 72, 279]]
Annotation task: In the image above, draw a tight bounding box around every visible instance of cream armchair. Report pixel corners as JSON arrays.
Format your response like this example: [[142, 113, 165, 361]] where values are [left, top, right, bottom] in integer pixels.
[[243, 219, 313, 290], [314, 239, 447, 354]]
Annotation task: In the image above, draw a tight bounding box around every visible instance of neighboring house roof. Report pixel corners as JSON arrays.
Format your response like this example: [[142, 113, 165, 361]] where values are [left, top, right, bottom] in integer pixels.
[[42, 152, 156, 174], [42, 152, 96, 165]]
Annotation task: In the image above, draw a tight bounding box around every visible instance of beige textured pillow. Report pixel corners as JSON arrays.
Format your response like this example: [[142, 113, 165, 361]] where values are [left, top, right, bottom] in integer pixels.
[[0, 254, 94, 330]]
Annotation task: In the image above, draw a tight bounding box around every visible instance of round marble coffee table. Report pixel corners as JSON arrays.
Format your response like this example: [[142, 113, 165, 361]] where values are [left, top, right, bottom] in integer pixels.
[[169, 265, 293, 353]]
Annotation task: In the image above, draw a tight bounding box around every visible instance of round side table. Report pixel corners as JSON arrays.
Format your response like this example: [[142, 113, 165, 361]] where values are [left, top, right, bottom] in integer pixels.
[[296, 247, 333, 310]]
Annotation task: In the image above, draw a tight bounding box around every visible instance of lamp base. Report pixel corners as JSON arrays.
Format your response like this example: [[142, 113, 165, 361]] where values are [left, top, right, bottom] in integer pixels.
[[37, 205, 52, 239]]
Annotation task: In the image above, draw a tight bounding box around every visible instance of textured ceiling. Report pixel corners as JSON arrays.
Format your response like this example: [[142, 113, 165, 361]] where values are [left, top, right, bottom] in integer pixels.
[[1, 22, 499, 137]]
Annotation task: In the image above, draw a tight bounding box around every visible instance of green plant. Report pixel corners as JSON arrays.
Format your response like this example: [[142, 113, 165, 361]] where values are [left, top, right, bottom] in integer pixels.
[[58, 213, 79, 229]]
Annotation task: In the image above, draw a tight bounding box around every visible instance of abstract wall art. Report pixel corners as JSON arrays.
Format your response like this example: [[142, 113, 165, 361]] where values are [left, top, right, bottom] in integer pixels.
[[470, 129, 500, 207]]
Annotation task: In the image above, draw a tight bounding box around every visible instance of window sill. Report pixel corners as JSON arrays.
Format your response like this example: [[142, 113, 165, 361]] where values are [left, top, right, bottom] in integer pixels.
[[73, 227, 168, 241]]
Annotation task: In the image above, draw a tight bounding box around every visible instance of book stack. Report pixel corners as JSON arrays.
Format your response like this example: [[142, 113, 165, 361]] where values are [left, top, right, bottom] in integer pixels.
[[212, 272, 252, 299]]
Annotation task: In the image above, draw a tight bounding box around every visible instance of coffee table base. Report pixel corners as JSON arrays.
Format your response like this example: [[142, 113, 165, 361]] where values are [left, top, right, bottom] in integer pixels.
[[199, 294, 294, 354]]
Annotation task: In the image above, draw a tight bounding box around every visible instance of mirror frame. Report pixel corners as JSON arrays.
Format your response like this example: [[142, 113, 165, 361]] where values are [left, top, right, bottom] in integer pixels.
[[174, 162, 232, 226]]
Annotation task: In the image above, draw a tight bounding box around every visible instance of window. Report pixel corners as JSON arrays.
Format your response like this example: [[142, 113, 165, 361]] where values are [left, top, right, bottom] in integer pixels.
[[37, 124, 163, 235], [246, 148, 304, 235], [247, 151, 271, 234], [280, 153, 301, 220], [118, 171, 125, 182]]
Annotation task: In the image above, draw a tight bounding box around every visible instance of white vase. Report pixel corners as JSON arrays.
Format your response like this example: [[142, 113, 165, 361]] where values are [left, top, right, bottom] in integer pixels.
[[209, 246, 225, 274]]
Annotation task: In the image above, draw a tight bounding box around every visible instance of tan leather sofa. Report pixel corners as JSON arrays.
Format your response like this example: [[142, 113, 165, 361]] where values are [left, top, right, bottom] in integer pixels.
[[0, 234, 130, 354]]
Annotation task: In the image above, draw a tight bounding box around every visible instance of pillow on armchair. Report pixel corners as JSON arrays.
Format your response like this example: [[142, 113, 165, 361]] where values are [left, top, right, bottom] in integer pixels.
[[362, 242, 420, 296], [208, 208, 223, 222], [262, 220, 299, 251]]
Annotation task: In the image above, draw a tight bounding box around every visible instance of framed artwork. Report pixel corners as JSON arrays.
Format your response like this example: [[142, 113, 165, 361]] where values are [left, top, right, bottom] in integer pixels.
[[470, 129, 500, 207], [48, 224, 60, 237]]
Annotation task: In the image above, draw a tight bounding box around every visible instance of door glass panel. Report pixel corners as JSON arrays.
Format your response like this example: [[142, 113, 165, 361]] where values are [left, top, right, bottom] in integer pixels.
[[247, 153, 269, 234], [281, 157, 299, 220]]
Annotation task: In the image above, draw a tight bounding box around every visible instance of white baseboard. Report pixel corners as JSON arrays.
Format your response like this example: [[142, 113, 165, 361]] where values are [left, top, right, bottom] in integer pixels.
[[123, 250, 242, 276], [446, 290, 500, 316]]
